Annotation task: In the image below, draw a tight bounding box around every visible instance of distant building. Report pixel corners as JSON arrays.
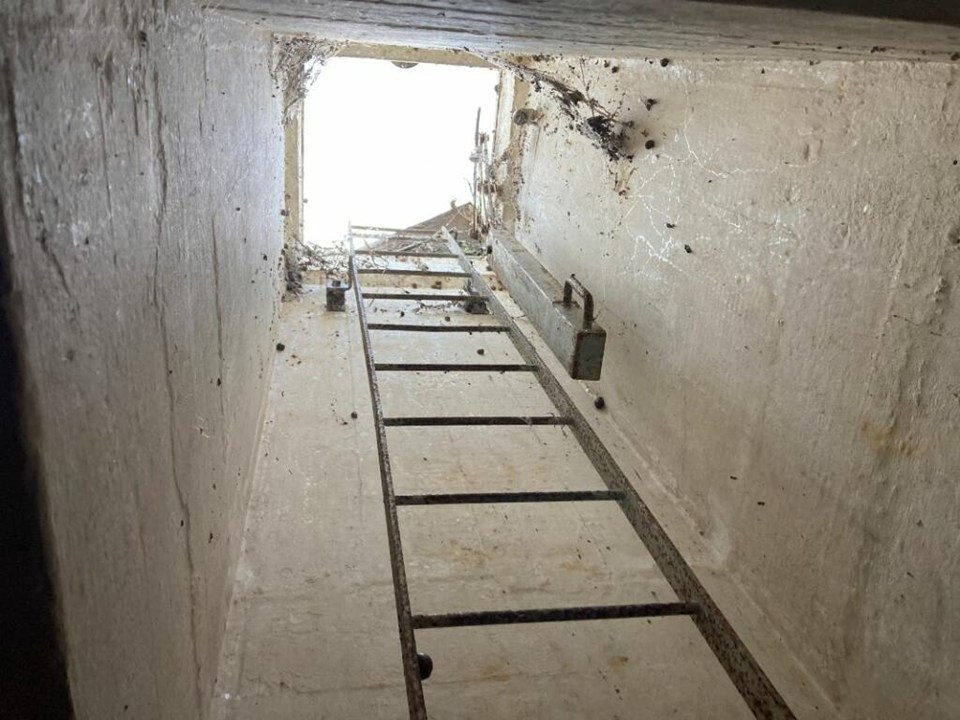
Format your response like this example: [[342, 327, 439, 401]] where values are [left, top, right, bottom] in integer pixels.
[[363, 202, 481, 255]]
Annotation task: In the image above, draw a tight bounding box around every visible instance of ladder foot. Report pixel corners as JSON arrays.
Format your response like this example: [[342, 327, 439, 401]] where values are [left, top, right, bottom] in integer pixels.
[[417, 652, 433, 680]]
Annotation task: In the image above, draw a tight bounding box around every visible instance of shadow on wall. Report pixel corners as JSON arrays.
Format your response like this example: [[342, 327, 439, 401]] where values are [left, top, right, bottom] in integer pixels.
[[0, 220, 73, 717], [702, 0, 960, 26]]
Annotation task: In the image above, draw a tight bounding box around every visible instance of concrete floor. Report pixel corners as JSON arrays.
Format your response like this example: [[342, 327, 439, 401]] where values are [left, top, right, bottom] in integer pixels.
[[209, 277, 832, 719]]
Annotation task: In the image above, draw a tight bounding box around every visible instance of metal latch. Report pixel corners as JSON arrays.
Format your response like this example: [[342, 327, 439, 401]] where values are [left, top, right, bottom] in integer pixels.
[[563, 275, 594, 329]]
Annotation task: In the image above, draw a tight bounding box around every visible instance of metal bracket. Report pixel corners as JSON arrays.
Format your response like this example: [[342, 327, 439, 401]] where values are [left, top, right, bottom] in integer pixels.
[[325, 278, 348, 311], [489, 233, 606, 380]]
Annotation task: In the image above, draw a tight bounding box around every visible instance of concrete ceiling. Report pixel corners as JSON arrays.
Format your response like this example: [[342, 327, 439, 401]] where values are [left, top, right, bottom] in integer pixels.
[[213, 0, 960, 60]]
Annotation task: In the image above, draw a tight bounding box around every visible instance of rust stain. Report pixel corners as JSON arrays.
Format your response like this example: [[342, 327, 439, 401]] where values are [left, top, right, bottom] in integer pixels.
[[559, 558, 604, 580], [475, 662, 511, 683], [445, 540, 488, 569], [860, 418, 920, 458], [608, 655, 630, 670]]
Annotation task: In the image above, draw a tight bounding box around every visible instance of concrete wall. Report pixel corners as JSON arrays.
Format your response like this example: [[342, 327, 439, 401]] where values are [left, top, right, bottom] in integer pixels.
[[0, 3, 283, 718], [282, 106, 304, 293], [497, 57, 960, 719], [220, 0, 960, 61]]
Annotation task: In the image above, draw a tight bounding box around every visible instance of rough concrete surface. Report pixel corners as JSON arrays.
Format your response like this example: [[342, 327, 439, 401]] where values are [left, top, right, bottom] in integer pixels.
[[219, 0, 960, 62], [211, 283, 833, 719], [282, 106, 304, 293], [0, 3, 283, 718], [498, 56, 960, 719], [5, 1, 958, 716]]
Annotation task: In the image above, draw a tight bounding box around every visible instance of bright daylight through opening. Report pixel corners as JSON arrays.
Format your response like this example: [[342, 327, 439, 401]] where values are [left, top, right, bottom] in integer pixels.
[[303, 57, 499, 248]]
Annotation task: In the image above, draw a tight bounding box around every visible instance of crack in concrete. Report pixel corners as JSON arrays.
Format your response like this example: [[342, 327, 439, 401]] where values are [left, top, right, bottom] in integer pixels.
[[151, 67, 168, 217], [150, 57, 203, 716], [211, 216, 227, 448], [157, 275, 204, 719], [94, 82, 115, 222]]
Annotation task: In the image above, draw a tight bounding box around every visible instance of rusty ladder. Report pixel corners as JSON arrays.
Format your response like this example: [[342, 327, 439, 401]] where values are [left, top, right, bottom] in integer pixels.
[[348, 227, 795, 720]]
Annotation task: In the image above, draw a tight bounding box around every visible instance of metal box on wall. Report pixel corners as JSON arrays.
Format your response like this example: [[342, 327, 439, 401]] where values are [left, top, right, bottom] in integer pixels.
[[489, 234, 606, 380]]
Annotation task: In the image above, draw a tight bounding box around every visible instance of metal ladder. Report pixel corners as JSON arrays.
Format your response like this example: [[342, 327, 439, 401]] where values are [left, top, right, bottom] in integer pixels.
[[348, 227, 795, 720]]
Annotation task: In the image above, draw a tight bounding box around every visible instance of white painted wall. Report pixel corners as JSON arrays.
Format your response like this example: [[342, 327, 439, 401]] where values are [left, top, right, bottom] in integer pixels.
[[501, 56, 960, 719]]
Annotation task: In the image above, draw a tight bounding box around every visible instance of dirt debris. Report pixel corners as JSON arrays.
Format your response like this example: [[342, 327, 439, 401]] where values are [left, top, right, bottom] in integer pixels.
[[486, 55, 635, 162], [271, 35, 343, 126], [285, 239, 348, 297]]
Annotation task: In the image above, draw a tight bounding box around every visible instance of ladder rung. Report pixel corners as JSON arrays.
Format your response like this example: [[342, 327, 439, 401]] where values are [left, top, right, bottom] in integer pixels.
[[374, 363, 536, 372], [361, 292, 487, 302], [357, 268, 471, 277], [412, 602, 699, 629], [368, 323, 510, 333], [396, 490, 623, 505], [354, 250, 460, 259], [351, 225, 437, 235], [383, 416, 570, 427]]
